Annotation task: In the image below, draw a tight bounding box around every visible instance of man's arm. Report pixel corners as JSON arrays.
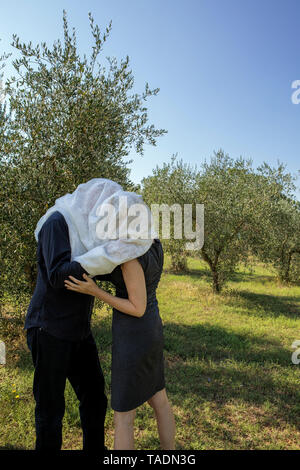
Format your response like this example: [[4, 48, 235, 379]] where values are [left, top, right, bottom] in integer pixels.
[[65, 259, 147, 317], [40, 215, 89, 289]]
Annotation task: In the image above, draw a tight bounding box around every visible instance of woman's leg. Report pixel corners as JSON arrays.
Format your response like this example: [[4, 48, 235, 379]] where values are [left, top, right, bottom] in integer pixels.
[[113, 408, 136, 450], [147, 388, 176, 450]]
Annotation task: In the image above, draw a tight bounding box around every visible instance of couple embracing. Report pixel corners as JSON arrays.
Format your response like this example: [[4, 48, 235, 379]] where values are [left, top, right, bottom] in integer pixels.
[[24, 178, 175, 452]]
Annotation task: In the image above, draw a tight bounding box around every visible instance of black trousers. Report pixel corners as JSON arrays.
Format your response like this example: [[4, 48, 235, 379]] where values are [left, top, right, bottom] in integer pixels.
[[26, 327, 107, 452]]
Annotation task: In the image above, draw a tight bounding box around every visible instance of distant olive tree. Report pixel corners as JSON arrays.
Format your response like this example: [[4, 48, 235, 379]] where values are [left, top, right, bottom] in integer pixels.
[[251, 161, 300, 283], [288, 251, 300, 284], [142, 155, 199, 272], [0, 10, 166, 311], [272, 199, 300, 283], [196, 151, 294, 292], [143, 150, 292, 293]]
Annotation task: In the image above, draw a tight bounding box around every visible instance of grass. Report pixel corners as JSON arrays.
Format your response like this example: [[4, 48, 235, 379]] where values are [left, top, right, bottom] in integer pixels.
[[0, 256, 300, 450]]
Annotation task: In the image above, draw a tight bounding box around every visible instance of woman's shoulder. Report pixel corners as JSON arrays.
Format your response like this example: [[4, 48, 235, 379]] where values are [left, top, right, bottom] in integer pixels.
[[137, 238, 163, 272], [105, 239, 163, 279]]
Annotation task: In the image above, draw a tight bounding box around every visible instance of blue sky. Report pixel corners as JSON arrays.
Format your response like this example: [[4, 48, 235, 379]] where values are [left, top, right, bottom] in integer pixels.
[[1, 0, 300, 197]]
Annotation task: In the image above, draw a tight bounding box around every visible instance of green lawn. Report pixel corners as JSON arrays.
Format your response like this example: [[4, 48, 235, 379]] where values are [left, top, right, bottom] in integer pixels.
[[1, 256, 300, 450]]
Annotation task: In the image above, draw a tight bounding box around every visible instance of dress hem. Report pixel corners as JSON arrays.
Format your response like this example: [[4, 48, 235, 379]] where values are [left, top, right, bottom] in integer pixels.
[[111, 383, 166, 412]]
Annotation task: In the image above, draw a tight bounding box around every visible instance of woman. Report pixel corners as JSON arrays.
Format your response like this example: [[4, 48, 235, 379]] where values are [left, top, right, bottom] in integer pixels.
[[64, 237, 176, 450]]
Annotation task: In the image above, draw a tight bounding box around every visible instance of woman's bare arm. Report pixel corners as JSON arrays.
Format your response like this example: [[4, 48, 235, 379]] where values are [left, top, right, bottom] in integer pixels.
[[64, 259, 147, 318]]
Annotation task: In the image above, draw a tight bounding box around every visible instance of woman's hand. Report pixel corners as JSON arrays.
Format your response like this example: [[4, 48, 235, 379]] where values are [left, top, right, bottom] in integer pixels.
[[64, 273, 98, 296], [64, 260, 147, 318]]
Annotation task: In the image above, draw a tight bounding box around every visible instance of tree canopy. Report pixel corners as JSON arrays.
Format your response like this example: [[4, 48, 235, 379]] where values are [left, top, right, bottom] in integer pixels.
[[0, 10, 167, 306], [142, 150, 299, 292]]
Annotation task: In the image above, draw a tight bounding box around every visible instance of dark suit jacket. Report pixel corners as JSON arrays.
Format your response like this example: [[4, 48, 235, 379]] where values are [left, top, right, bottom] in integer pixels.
[[24, 211, 110, 341]]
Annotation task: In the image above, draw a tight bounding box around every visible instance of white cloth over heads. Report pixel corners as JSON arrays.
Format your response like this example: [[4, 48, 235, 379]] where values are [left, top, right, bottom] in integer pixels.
[[34, 178, 158, 276]]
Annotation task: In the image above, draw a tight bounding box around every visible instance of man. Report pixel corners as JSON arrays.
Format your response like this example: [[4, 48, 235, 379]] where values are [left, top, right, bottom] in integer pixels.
[[25, 210, 108, 452]]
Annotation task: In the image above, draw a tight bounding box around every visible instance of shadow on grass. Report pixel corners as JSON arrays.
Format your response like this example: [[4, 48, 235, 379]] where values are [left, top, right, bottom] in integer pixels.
[[227, 270, 274, 284], [223, 289, 300, 320], [163, 321, 289, 363], [162, 321, 298, 429], [0, 445, 26, 450], [165, 260, 300, 289], [164, 267, 211, 280], [11, 314, 299, 446], [169, 265, 300, 319], [164, 264, 300, 320]]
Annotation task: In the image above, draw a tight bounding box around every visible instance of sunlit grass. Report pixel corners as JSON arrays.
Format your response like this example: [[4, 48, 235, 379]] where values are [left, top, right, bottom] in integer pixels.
[[0, 255, 299, 449]]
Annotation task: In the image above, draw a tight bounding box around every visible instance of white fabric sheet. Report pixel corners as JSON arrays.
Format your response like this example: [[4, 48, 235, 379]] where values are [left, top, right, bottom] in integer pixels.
[[34, 178, 157, 276]]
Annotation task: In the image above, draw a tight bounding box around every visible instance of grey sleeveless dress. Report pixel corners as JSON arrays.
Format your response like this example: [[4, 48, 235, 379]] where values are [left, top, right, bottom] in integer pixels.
[[107, 238, 165, 412]]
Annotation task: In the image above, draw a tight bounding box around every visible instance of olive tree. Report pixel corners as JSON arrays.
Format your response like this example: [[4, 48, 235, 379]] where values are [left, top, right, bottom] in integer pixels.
[[143, 150, 290, 293], [271, 199, 300, 282], [251, 162, 300, 283], [196, 151, 289, 292], [142, 155, 199, 272], [0, 10, 167, 311]]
